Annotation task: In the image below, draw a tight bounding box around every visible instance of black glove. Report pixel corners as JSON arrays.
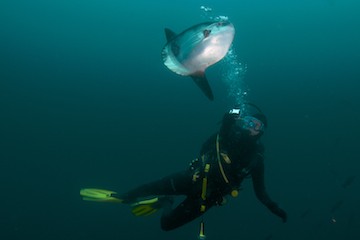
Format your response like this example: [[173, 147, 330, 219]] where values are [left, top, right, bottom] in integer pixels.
[[275, 207, 287, 223], [268, 202, 287, 223]]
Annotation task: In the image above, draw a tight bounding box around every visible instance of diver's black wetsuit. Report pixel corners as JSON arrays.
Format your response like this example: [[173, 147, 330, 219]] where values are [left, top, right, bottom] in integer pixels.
[[121, 113, 287, 231]]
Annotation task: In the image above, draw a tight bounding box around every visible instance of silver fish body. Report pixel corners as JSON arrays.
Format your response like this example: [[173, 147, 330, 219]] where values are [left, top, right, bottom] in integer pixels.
[[162, 21, 235, 100]]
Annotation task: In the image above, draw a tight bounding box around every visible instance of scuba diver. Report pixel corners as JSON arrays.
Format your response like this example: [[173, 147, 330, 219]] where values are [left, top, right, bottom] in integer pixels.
[[81, 105, 287, 231]]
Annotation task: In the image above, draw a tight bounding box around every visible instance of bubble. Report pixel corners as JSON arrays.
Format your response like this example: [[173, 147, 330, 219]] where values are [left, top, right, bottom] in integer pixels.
[[214, 15, 229, 21], [200, 6, 212, 12], [220, 46, 248, 106]]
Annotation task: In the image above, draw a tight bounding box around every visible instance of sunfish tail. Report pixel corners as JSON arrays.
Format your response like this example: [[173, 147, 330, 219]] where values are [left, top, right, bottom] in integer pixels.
[[191, 73, 214, 101]]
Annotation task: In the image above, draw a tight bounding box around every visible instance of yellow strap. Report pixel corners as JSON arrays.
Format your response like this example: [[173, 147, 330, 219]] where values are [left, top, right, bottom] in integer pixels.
[[201, 164, 210, 200], [204, 163, 210, 173], [216, 134, 230, 183], [220, 153, 231, 164], [200, 163, 210, 212], [201, 177, 208, 200]]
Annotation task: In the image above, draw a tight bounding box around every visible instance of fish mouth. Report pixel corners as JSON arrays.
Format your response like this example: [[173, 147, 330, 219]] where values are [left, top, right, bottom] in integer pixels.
[[208, 20, 233, 28], [216, 21, 231, 26], [205, 21, 235, 36]]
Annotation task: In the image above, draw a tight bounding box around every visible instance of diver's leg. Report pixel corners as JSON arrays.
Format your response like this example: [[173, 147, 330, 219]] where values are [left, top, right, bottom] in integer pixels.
[[160, 197, 213, 231], [119, 170, 193, 203]]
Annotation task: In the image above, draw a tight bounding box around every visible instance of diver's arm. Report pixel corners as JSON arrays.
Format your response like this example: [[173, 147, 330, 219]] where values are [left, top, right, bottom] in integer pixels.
[[251, 157, 287, 222]]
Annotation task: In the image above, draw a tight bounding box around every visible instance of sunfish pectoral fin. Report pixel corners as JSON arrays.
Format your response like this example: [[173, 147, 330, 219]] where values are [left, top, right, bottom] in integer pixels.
[[164, 28, 177, 42], [191, 73, 214, 101]]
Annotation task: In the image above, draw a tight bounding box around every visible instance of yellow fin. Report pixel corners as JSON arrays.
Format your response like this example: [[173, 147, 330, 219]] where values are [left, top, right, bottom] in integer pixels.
[[130, 197, 165, 217], [80, 188, 123, 203]]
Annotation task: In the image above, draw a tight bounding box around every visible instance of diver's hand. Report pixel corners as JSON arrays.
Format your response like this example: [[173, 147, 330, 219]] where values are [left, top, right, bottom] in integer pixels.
[[269, 203, 287, 223], [276, 208, 287, 223]]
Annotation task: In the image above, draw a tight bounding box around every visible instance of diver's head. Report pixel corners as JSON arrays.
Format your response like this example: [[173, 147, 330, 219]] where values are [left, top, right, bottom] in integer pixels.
[[222, 106, 267, 141]]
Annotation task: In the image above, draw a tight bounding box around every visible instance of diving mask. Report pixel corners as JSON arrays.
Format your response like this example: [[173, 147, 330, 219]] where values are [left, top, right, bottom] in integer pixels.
[[229, 108, 265, 134], [241, 116, 265, 134]]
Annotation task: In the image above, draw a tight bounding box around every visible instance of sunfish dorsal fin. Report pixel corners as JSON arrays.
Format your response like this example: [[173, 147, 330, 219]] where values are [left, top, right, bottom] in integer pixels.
[[164, 28, 177, 42], [191, 72, 214, 101]]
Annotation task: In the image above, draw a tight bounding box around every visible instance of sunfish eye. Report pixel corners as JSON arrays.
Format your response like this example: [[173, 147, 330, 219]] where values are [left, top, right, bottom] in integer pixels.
[[203, 29, 211, 38]]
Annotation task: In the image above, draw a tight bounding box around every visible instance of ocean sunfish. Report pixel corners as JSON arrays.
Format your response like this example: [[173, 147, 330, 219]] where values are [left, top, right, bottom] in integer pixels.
[[161, 21, 235, 100]]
